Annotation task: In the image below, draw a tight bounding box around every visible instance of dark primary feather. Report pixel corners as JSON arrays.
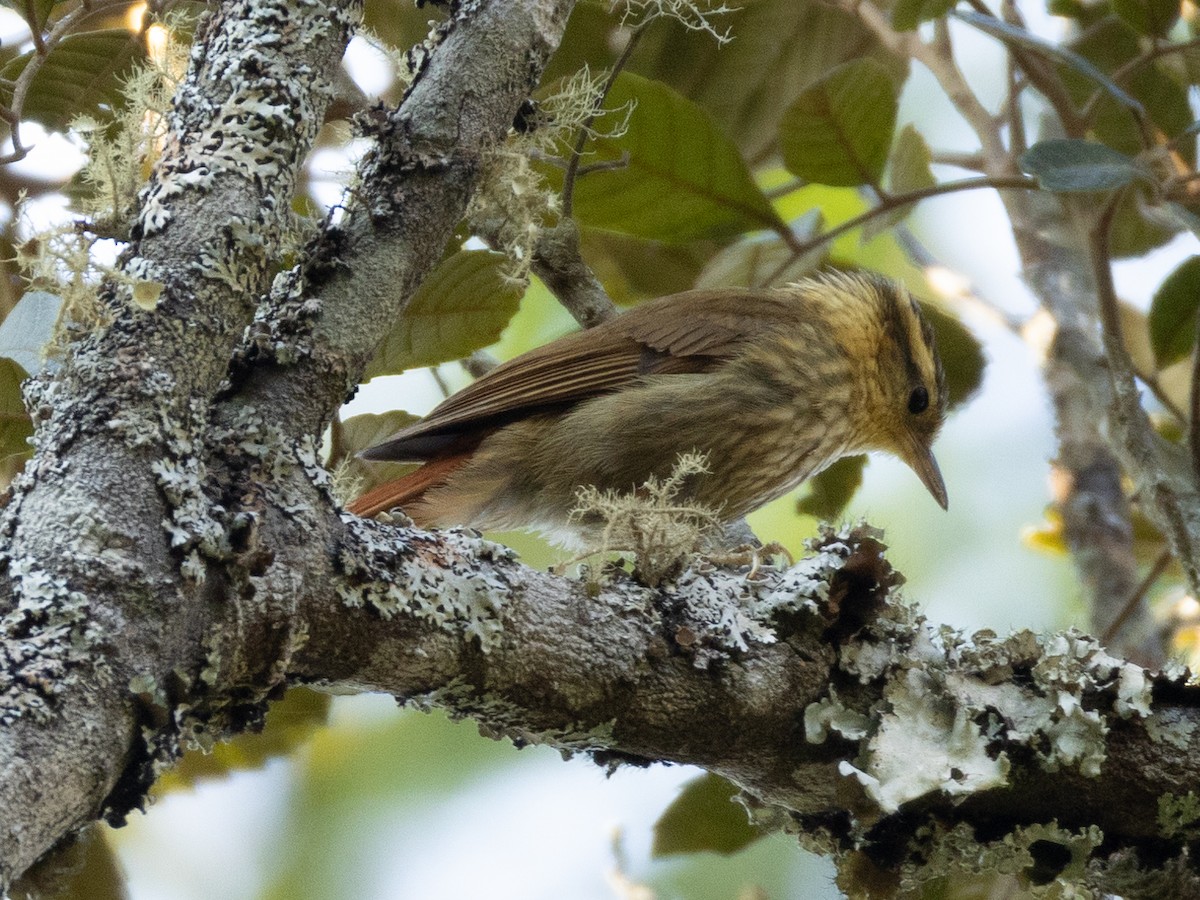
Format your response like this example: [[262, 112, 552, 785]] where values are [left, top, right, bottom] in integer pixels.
[[360, 290, 799, 462]]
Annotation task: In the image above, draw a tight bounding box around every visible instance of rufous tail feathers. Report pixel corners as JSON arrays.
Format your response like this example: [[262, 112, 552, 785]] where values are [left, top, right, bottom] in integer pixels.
[[346, 452, 472, 519]]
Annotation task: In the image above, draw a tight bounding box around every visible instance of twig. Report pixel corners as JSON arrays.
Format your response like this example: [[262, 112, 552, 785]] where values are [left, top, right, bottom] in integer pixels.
[[930, 150, 986, 170], [759, 174, 1037, 287], [430, 365, 453, 399], [1101, 548, 1173, 645], [561, 26, 646, 218], [22, 0, 47, 55], [765, 178, 804, 200], [1089, 192, 1130, 360], [528, 217, 617, 327], [969, 0, 1087, 137]]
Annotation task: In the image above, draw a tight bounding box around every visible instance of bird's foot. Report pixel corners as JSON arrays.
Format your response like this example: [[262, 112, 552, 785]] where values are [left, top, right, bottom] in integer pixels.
[[701, 541, 793, 579]]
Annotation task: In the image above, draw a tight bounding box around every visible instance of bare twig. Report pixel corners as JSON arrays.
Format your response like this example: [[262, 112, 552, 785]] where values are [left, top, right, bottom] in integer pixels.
[[561, 25, 646, 218], [22, 0, 47, 56], [759, 174, 1037, 287], [1102, 548, 1173, 646], [968, 0, 1086, 137]]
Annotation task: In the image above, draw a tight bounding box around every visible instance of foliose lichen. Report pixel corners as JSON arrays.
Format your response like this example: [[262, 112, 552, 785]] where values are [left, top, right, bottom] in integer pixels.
[[335, 518, 518, 653]]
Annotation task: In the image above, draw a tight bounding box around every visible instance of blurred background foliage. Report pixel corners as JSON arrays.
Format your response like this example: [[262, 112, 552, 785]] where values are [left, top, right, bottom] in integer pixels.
[[4, 0, 1200, 895]]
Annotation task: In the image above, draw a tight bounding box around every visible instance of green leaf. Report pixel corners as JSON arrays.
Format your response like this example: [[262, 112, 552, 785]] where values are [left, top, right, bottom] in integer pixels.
[[922, 302, 986, 408], [580, 230, 713, 306], [337, 410, 421, 495], [779, 58, 899, 188], [694, 212, 824, 288], [861, 124, 938, 242], [652, 773, 762, 858], [1112, 0, 1179, 37], [632, 0, 908, 163], [797, 454, 866, 519], [0, 289, 61, 376], [1019, 140, 1146, 192], [558, 72, 785, 243], [892, 0, 958, 30], [0, 358, 33, 459], [364, 250, 524, 379], [0, 30, 146, 132], [889, 125, 937, 195], [1149, 256, 1200, 367]]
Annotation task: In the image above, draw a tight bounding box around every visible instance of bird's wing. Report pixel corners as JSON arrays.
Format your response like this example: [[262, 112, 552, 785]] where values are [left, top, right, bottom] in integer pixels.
[[360, 290, 794, 461]]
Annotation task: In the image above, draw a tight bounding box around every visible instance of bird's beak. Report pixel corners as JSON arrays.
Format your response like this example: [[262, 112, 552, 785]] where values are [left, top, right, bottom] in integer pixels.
[[902, 433, 948, 510]]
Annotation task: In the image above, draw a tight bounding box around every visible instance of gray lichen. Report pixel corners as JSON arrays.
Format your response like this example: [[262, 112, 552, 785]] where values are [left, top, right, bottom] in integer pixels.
[[336, 518, 518, 653]]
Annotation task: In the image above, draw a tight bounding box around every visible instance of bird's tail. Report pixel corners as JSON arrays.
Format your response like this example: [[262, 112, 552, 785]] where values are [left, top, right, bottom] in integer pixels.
[[346, 453, 472, 520]]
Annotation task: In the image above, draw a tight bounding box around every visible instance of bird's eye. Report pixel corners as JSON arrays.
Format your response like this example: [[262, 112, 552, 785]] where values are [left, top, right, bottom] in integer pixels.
[[908, 386, 929, 415]]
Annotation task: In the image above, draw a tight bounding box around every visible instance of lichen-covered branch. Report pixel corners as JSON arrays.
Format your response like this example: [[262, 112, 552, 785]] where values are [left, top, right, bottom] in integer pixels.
[[195, 0, 576, 699], [0, 0, 579, 884], [476, 214, 619, 327], [295, 523, 1200, 895], [0, 0, 358, 882]]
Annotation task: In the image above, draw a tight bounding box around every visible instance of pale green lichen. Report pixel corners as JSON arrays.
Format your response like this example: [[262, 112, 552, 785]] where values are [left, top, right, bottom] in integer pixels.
[[804, 685, 872, 743], [666, 525, 864, 666], [336, 520, 517, 654], [614, 0, 735, 42], [1145, 711, 1196, 749], [466, 64, 634, 284], [1042, 707, 1107, 777], [139, 0, 355, 237], [1158, 791, 1200, 839], [569, 451, 722, 588], [816, 595, 1152, 820], [840, 668, 1011, 813], [410, 680, 618, 756], [894, 820, 1103, 898], [0, 553, 108, 723]]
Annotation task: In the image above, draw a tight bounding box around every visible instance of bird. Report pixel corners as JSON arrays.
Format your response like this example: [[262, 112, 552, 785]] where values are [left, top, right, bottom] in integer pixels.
[[347, 272, 948, 545]]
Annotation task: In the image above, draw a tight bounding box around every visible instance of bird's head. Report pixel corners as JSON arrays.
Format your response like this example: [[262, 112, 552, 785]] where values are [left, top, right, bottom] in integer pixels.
[[814, 272, 949, 509]]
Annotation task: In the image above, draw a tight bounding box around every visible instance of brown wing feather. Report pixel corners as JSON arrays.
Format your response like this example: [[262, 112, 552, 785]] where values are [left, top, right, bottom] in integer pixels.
[[346, 451, 474, 518], [361, 289, 801, 461]]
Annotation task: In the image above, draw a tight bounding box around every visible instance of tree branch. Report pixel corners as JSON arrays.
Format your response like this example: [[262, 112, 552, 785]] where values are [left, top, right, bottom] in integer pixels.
[[296, 522, 1200, 893], [0, 0, 359, 881]]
